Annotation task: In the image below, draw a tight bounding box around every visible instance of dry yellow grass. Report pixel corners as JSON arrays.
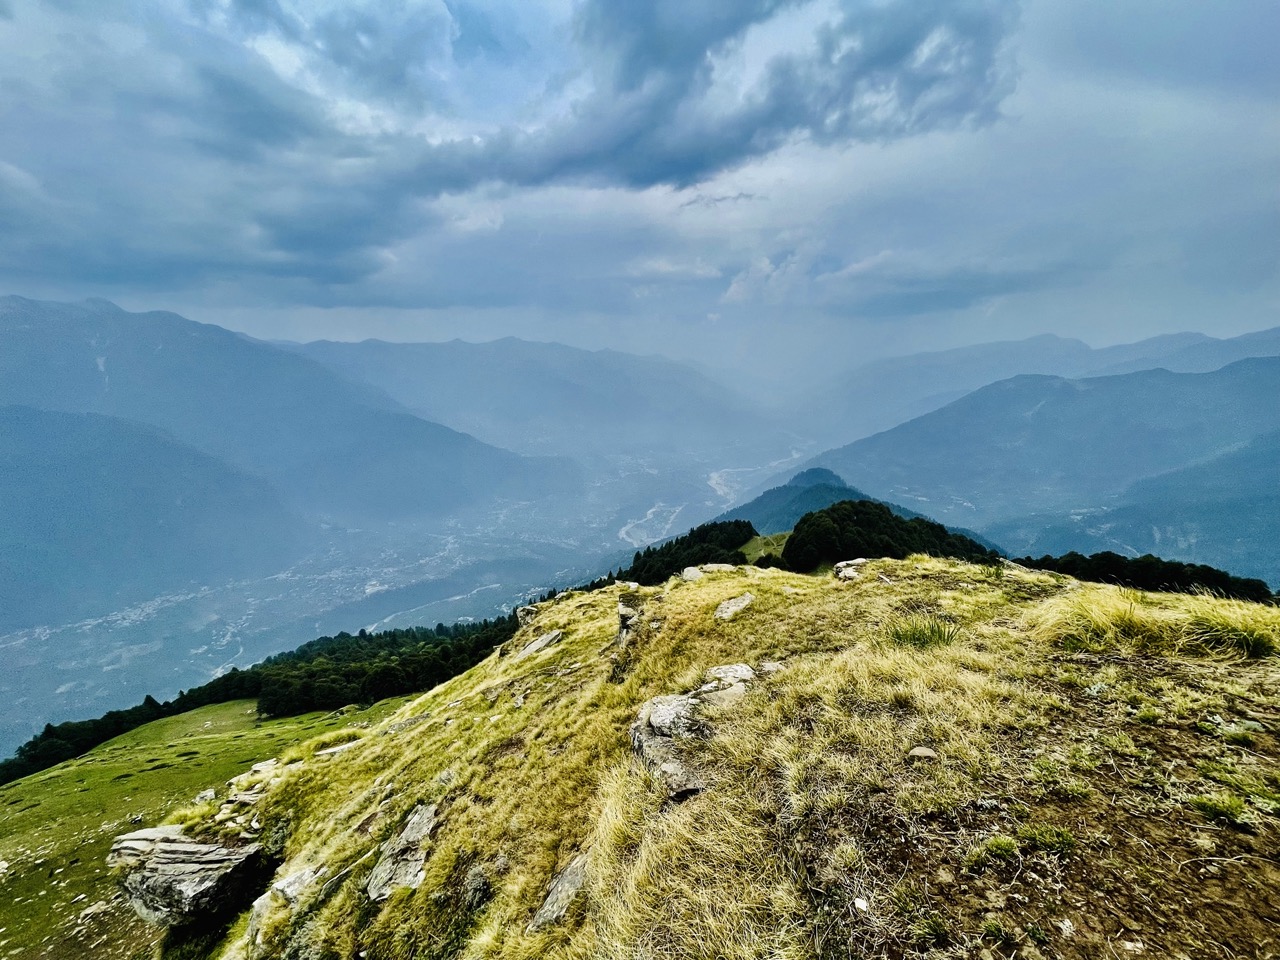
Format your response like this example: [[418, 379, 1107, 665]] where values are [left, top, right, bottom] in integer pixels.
[[139, 558, 1280, 960]]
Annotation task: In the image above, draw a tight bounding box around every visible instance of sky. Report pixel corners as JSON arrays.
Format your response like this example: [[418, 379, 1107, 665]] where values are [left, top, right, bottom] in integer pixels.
[[0, 0, 1276, 377]]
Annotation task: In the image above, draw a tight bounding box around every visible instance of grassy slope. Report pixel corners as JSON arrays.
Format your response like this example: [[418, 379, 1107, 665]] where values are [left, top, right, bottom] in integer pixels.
[[190, 560, 1280, 960], [0, 698, 412, 960]]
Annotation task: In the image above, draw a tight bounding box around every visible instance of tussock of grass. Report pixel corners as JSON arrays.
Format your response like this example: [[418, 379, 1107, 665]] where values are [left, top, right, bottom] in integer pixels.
[[884, 613, 962, 648], [1029, 586, 1280, 659]]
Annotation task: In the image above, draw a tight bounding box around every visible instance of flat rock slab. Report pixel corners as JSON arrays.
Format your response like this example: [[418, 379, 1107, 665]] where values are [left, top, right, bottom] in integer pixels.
[[515, 629, 565, 660], [528, 852, 589, 932], [110, 827, 262, 927], [714, 593, 755, 620], [706, 663, 755, 685], [366, 803, 440, 901]]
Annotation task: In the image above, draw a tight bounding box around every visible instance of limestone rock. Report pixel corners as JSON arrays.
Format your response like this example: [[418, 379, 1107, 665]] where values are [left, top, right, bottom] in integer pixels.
[[699, 682, 748, 709], [643, 694, 702, 738], [527, 853, 589, 932], [680, 566, 704, 582], [629, 695, 708, 799], [366, 803, 440, 901], [109, 826, 263, 927], [706, 663, 755, 685], [714, 593, 754, 620], [835, 559, 869, 581], [515, 629, 564, 660]]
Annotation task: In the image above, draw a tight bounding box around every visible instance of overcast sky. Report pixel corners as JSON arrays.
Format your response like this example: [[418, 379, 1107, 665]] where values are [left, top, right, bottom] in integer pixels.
[[0, 0, 1276, 376]]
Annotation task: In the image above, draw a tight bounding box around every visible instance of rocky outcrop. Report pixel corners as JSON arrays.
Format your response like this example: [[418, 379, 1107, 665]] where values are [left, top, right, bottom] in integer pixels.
[[515, 629, 564, 660], [834, 558, 869, 580], [528, 852, 589, 932], [629, 663, 761, 800], [516, 605, 538, 626], [108, 826, 264, 926], [714, 592, 754, 620], [366, 803, 440, 901], [246, 866, 326, 953]]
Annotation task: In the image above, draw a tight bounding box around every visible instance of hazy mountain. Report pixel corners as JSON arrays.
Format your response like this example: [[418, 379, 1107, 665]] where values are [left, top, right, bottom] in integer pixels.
[[714, 468, 870, 534], [989, 430, 1280, 586], [804, 331, 1210, 444], [0, 406, 309, 630], [807, 327, 1280, 446], [801, 357, 1280, 530], [0, 297, 577, 522], [287, 336, 787, 461], [1096, 326, 1280, 376]]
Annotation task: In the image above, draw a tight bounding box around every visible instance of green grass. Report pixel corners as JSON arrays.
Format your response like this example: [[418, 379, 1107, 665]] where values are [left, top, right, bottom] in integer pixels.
[[741, 533, 789, 563], [0, 698, 410, 960]]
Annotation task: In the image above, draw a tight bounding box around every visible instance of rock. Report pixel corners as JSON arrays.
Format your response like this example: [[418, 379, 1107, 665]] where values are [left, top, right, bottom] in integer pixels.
[[714, 593, 754, 620], [618, 603, 640, 624], [109, 826, 263, 927], [461, 864, 491, 908], [194, 789, 216, 804], [527, 853, 589, 932], [629, 697, 706, 800], [516, 605, 538, 626], [384, 713, 430, 736], [246, 866, 325, 954], [250, 759, 279, 775], [0, 858, 9, 877], [907, 746, 939, 762], [706, 663, 755, 685], [643, 694, 702, 738], [315, 741, 360, 757], [618, 581, 640, 591], [701, 563, 736, 572], [680, 566, 704, 582], [366, 804, 440, 901], [515, 629, 564, 660], [834, 558, 869, 581], [759, 661, 784, 674], [699, 682, 747, 709]]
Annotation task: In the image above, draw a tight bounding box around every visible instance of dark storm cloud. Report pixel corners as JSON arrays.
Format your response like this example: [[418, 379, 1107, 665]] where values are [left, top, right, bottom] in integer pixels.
[[0, 0, 1020, 296], [0, 0, 1276, 367]]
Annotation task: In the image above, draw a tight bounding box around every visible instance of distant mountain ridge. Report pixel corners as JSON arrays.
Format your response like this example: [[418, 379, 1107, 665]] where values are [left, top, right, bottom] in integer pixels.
[[807, 327, 1280, 445], [287, 335, 788, 463], [0, 297, 577, 523], [0, 405, 309, 630], [801, 357, 1280, 529]]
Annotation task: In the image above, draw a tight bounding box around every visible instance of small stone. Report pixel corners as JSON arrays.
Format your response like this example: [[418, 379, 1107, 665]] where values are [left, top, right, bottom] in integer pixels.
[[705, 663, 755, 685], [907, 746, 938, 762], [699, 682, 747, 708], [194, 789, 216, 804], [515, 629, 565, 660], [527, 853, 589, 932], [855, 897, 870, 912], [680, 567, 703, 582], [714, 593, 754, 621], [758, 661, 784, 674]]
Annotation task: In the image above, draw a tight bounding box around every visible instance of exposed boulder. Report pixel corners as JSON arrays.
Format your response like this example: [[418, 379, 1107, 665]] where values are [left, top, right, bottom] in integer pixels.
[[515, 629, 564, 660], [680, 566, 704, 582], [714, 593, 754, 620], [366, 803, 440, 901], [835, 558, 869, 580], [108, 826, 264, 927], [528, 852, 589, 932], [629, 696, 707, 800], [516, 605, 538, 626], [702, 563, 736, 572]]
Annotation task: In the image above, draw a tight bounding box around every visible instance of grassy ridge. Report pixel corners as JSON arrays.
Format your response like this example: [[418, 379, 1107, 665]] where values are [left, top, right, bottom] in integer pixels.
[[0, 698, 411, 960], [165, 559, 1278, 960]]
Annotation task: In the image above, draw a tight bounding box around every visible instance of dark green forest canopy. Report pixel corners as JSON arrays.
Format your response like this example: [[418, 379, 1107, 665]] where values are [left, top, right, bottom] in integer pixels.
[[780, 500, 1000, 572], [1018, 551, 1274, 604]]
